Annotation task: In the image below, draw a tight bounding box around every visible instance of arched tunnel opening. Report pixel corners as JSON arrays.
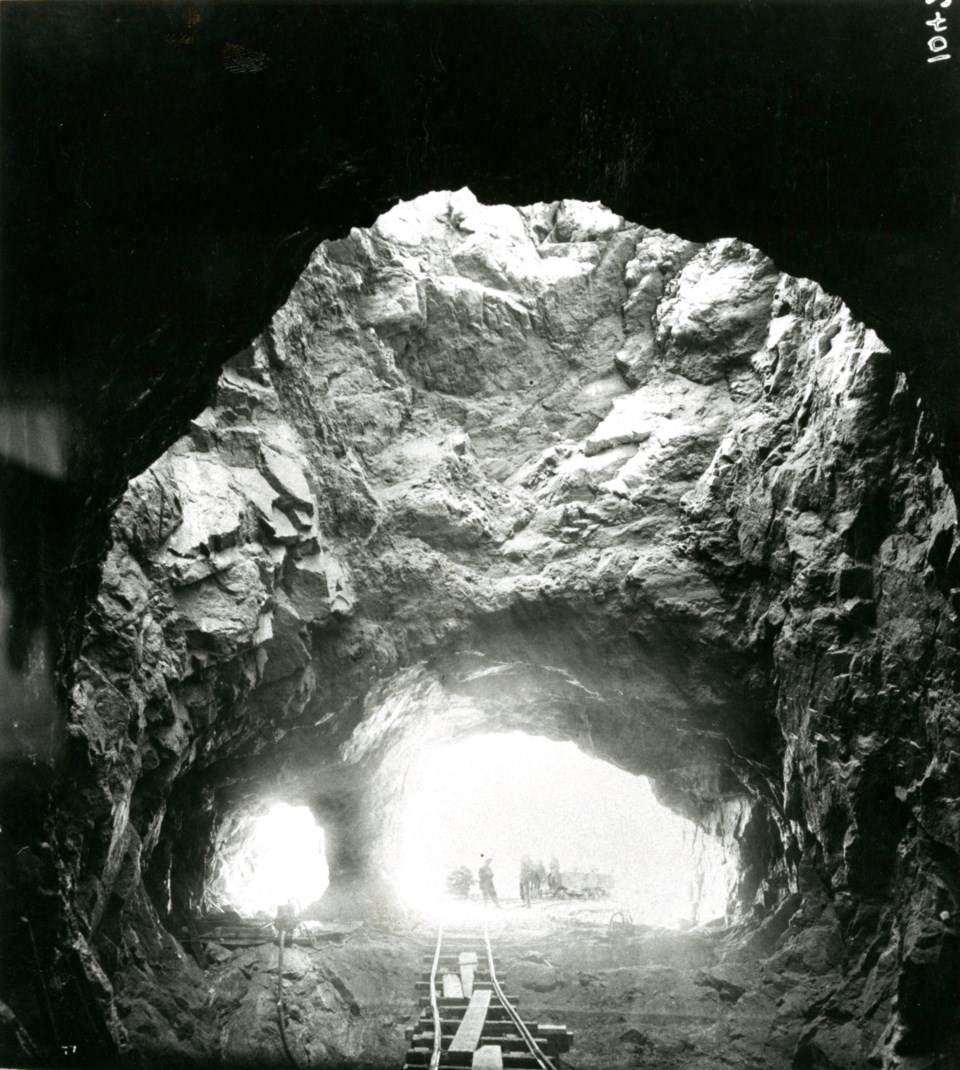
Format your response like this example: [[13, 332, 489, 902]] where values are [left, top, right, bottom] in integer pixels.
[[0, 184, 952, 1070], [207, 803, 330, 919], [392, 732, 732, 929]]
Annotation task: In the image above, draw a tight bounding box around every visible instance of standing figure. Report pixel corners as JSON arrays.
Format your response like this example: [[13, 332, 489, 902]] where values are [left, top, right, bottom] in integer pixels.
[[547, 855, 561, 897], [479, 857, 501, 908], [519, 855, 534, 907]]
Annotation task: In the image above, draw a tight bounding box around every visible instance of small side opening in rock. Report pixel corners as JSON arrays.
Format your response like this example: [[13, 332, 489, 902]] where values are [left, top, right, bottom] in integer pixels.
[[209, 802, 329, 917], [394, 732, 731, 928]]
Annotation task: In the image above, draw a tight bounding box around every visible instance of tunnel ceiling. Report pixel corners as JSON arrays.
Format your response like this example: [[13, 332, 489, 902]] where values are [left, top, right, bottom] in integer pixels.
[[76, 195, 787, 832]]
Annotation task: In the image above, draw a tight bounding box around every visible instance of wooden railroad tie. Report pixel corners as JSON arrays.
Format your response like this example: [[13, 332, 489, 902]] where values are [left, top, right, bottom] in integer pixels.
[[403, 940, 573, 1069]]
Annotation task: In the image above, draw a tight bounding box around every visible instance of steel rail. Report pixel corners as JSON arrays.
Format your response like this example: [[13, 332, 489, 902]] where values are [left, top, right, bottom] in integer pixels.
[[481, 915, 561, 1070], [428, 923, 444, 1070]]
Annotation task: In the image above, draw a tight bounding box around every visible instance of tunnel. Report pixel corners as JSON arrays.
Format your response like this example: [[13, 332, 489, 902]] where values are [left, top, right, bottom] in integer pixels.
[[4, 186, 959, 1068], [2, 6, 959, 1070]]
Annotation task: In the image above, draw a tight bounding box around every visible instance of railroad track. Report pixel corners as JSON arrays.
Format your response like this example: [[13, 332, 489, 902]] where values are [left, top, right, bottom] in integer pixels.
[[403, 921, 574, 1070]]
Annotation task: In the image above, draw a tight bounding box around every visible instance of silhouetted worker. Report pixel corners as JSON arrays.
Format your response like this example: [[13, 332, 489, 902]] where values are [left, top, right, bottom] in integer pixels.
[[520, 855, 534, 907], [479, 857, 501, 908], [547, 856, 561, 897]]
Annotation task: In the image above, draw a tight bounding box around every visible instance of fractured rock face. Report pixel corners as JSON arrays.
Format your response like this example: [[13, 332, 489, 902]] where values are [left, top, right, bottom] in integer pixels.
[[60, 190, 960, 1066]]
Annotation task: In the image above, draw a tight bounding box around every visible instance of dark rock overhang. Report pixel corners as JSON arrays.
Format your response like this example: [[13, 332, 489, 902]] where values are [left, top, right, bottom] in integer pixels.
[[1, 3, 958, 683]]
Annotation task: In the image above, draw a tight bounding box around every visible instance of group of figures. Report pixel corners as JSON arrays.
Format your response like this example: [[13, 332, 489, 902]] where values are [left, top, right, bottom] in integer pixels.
[[446, 855, 566, 906], [519, 855, 561, 907]]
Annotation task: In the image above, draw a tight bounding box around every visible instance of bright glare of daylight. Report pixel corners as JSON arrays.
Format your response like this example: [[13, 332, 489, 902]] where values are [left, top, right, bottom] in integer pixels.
[[223, 803, 329, 915], [395, 734, 730, 928]]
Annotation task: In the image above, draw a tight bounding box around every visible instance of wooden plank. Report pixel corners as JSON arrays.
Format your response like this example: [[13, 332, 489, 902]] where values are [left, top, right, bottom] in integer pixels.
[[449, 989, 492, 1053], [459, 952, 478, 998], [442, 971, 464, 999], [472, 1045, 503, 1068]]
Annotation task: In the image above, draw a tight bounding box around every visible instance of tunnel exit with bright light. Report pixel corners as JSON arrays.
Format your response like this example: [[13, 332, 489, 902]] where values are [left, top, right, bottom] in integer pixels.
[[393, 733, 731, 928], [213, 802, 329, 917]]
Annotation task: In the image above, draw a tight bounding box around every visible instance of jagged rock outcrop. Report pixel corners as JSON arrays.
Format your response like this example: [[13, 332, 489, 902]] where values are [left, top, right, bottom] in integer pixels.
[[16, 191, 958, 1067]]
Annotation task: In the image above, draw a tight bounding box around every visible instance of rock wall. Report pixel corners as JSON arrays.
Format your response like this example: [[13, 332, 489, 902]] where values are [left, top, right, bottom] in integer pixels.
[[8, 192, 957, 1067]]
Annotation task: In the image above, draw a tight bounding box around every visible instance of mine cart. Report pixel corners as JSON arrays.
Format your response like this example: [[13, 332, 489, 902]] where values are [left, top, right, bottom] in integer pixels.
[[555, 871, 613, 899]]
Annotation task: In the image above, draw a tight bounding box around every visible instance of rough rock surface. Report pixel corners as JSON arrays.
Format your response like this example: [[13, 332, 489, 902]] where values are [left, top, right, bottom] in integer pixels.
[[7, 191, 958, 1067], [480, 903, 844, 1070], [205, 931, 417, 1068]]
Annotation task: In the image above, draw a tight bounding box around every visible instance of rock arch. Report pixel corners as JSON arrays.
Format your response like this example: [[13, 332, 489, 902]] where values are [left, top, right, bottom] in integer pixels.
[[47, 192, 958, 1064]]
